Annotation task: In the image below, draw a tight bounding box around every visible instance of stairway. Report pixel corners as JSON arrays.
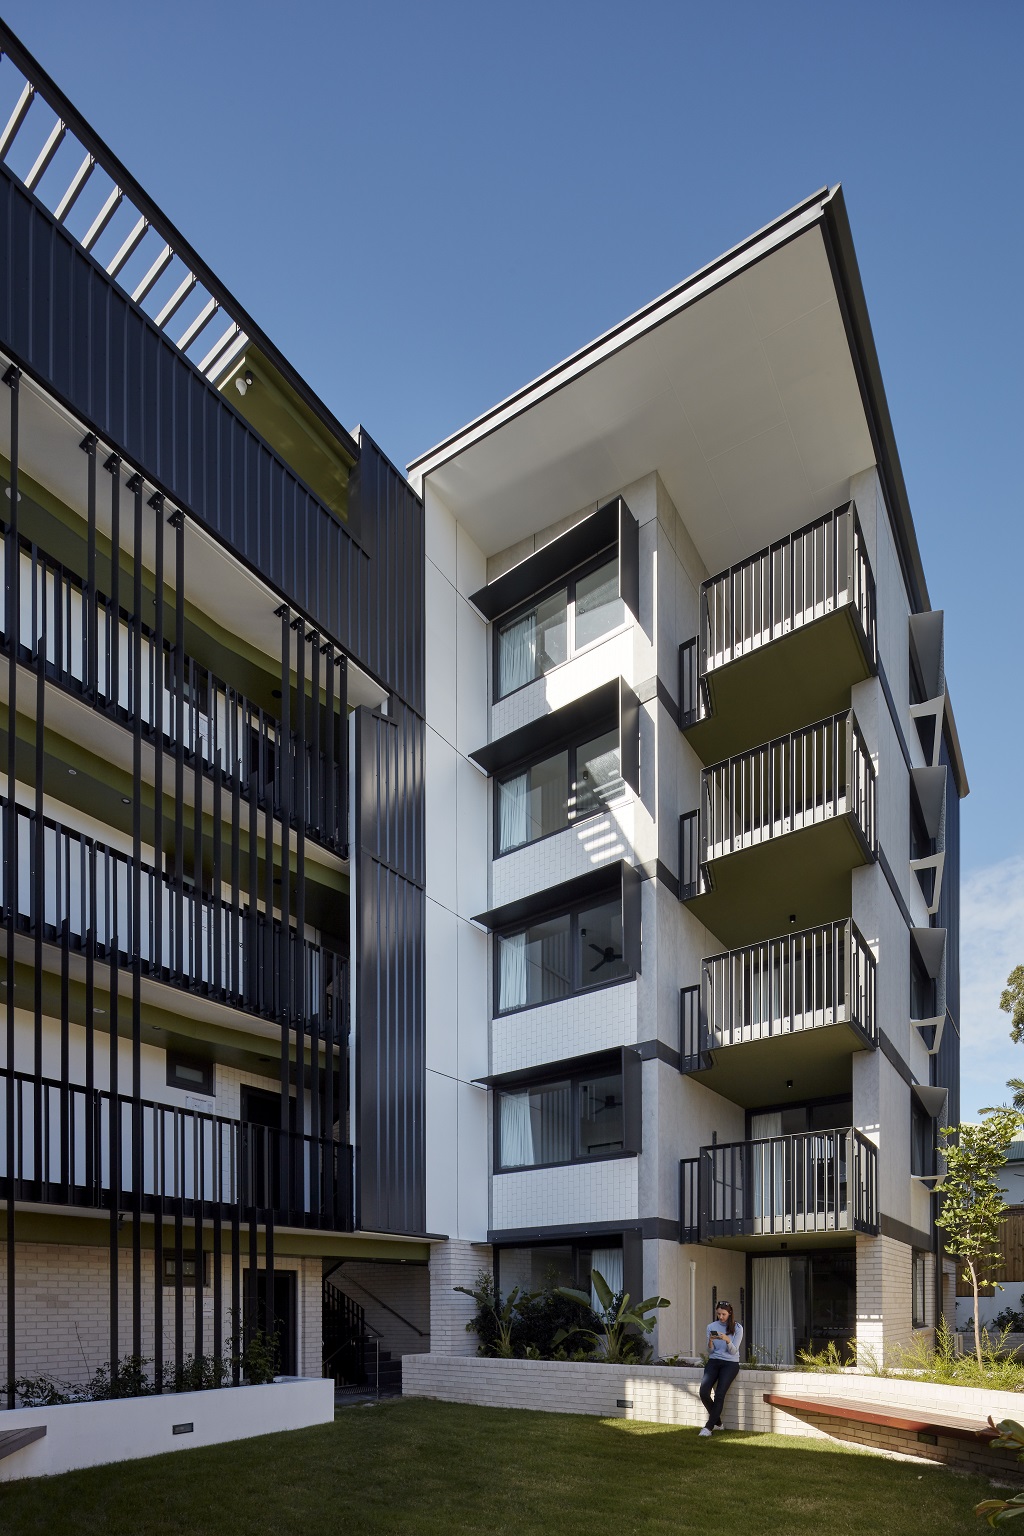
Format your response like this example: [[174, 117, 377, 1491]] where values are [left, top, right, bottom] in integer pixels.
[[323, 1277, 402, 1396]]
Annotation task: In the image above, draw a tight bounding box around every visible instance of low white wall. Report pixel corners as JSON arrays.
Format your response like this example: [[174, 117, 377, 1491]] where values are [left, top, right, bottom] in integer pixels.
[[402, 1354, 1024, 1478], [0, 1377, 335, 1482]]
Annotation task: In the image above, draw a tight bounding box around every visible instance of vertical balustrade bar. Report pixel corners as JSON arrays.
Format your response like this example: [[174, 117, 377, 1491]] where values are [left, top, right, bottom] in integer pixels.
[[151, 497, 165, 973], [213, 726, 222, 995], [32, 584, 45, 1193], [278, 609, 292, 1207], [324, 643, 335, 845], [4, 366, 20, 1408], [246, 775, 258, 1011], [59, 835, 70, 1196], [295, 624, 309, 1211], [230, 1200, 241, 1386], [105, 457, 120, 712], [108, 864, 120, 1390], [230, 766, 240, 1002], [173, 515, 185, 983], [153, 1193, 163, 1392], [129, 474, 144, 1362], [192, 691, 203, 991], [310, 631, 320, 838], [85, 848, 96, 1198], [194, 1127, 203, 1364], [173, 1194, 184, 1383]]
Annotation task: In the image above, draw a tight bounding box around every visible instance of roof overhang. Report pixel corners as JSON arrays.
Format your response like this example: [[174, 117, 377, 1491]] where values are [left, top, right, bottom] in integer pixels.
[[409, 185, 968, 797]]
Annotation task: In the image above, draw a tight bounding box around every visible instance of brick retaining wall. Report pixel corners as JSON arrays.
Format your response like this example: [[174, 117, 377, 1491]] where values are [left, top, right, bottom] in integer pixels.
[[402, 1354, 1024, 1481]]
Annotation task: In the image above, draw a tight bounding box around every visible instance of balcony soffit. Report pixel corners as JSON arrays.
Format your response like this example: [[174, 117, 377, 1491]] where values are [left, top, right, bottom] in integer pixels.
[[413, 218, 874, 577]]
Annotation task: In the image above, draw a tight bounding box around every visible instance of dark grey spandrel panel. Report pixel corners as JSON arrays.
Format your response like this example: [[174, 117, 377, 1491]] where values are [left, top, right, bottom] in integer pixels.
[[933, 743, 960, 1126], [0, 167, 424, 708]]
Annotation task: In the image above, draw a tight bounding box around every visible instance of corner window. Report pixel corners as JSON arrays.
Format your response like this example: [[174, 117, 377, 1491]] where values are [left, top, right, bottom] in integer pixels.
[[496, 728, 624, 854], [496, 896, 629, 1014], [497, 1069, 625, 1170], [912, 1250, 927, 1328], [495, 554, 627, 701], [911, 1096, 935, 1177]]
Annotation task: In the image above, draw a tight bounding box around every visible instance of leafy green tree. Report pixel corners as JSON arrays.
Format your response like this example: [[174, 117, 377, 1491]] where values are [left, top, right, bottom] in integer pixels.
[[936, 1108, 1021, 1367], [1000, 965, 1024, 1044]]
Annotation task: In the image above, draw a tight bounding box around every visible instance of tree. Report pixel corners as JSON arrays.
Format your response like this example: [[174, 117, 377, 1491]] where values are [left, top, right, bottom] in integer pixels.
[[1006, 1079, 1024, 1115], [1000, 965, 1024, 1044], [935, 1107, 1021, 1367]]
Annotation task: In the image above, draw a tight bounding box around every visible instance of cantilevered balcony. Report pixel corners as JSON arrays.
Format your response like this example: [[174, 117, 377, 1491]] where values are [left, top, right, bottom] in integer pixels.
[[680, 504, 877, 764], [0, 522, 349, 854], [679, 1128, 878, 1246], [0, 1067, 352, 1231], [0, 797, 344, 1035], [679, 711, 876, 949], [680, 919, 876, 1102]]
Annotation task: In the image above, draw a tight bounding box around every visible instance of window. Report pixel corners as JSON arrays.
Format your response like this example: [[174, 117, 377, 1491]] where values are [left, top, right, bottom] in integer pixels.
[[497, 1069, 625, 1169], [167, 1050, 214, 1097], [911, 1096, 936, 1177], [496, 1240, 626, 1306], [163, 1252, 210, 1288], [496, 728, 624, 854], [910, 947, 936, 1021], [495, 554, 627, 700], [912, 1251, 927, 1328], [496, 896, 629, 1014]]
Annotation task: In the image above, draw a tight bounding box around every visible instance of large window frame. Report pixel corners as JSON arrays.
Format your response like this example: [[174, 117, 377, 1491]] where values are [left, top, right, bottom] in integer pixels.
[[492, 1049, 642, 1174], [493, 548, 630, 703], [493, 724, 626, 857], [494, 887, 635, 1018]]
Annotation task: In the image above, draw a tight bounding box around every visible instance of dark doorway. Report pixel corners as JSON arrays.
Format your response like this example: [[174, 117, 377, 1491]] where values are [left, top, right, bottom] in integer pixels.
[[245, 1268, 298, 1376], [241, 1088, 295, 1211]]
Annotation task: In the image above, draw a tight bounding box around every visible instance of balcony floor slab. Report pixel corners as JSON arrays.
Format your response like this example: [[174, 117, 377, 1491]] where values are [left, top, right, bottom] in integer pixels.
[[685, 1017, 873, 1108]]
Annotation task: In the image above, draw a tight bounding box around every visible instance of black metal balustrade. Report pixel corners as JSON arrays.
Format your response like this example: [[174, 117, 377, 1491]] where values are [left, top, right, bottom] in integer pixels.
[[679, 710, 875, 899], [0, 1067, 352, 1230], [0, 522, 348, 853], [680, 503, 877, 728], [0, 796, 345, 1032], [680, 919, 876, 1073], [679, 1127, 878, 1243]]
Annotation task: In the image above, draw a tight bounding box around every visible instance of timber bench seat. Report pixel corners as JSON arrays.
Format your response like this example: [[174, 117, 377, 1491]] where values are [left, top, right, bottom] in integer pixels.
[[0, 1425, 47, 1462], [763, 1392, 998, 1443]]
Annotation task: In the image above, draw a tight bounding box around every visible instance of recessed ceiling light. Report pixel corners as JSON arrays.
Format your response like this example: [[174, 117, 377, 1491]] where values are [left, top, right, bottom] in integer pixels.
[[4, 486, 21, 501], [68, 767, 77, 776], [121, 796, 131, 805], [272, 688, 282, 699]]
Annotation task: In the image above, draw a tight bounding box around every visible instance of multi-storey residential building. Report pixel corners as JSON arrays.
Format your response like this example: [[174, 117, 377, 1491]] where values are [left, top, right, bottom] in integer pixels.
[[0, 17, 965, 1411], [0, 23, 430, 1404], [410, 186, 965, 1366]]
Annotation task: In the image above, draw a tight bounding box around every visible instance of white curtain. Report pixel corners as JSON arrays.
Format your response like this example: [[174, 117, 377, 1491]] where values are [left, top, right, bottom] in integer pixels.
[[500, 1091, 535, 1168], [751, 1111, 784, 1228], [498, 773, 529, 853], [498, 931, 527, 1011], [752, 1256, 795, 1364], [499, 612, 536, 695], [591, 1247, 623, 1309]]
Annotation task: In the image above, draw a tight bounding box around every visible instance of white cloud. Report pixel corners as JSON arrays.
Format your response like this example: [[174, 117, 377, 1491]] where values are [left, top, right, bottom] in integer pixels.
[[960, 854, 1024, 1120]]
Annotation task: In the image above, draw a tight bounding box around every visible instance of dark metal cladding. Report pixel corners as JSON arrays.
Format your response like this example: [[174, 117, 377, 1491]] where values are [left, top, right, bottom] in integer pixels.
[[354, 704, 425, 1236], [0, 167, 424, 711]]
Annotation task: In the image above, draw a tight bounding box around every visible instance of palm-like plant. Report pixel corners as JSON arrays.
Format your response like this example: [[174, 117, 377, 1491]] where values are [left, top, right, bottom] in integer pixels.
[[553, 1269, 669, 1364], [1007, 1078, 1024, 1114]]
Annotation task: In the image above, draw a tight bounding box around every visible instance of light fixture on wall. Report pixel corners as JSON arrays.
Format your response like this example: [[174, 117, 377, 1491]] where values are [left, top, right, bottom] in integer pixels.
[[234, 369, 254, 397]]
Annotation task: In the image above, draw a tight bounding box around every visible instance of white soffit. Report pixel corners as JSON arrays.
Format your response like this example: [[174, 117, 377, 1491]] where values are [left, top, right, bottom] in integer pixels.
[[413, 215, 875, 574]]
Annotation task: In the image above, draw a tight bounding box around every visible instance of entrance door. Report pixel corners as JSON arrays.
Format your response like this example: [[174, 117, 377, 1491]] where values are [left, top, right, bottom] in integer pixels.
[[245, 1269, 298, 1376]]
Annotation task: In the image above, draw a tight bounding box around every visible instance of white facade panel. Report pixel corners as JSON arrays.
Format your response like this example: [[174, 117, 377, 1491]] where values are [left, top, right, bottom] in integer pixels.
[[491, 980, 637, 1077], [491, 1155, 639, 1232]]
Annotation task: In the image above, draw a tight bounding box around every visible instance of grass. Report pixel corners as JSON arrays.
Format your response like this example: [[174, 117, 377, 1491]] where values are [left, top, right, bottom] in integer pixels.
[[0, 1397, 1000, 1535]]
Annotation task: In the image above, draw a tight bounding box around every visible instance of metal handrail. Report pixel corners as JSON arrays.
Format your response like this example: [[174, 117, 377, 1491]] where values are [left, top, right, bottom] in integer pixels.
[[680, 919, 877, 1070], [0, 520, 348, 851], [333, 1274, 428, 1338], [680, 1127, 878, 1241]]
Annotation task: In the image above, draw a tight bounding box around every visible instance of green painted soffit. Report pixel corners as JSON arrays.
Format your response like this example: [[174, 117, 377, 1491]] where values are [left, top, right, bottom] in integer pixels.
[[1, 1211, 430, 1264]]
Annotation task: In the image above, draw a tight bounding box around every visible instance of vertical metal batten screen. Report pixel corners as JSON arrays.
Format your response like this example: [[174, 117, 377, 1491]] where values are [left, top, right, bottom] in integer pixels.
[[354, 703, 425, 1235]]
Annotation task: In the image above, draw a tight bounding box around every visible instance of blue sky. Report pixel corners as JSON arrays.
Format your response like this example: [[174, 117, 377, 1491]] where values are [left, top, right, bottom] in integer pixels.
[[3, 0, 1022, 1118]]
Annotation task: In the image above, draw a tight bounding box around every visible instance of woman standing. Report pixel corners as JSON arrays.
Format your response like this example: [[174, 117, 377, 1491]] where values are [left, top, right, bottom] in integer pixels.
[[698, 1301, 743, 1436]]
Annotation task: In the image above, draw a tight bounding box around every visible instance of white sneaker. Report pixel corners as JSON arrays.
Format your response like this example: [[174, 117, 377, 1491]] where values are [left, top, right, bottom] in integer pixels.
[[699, 1427, 712, 1437], [712, 1424, 725, 1432]]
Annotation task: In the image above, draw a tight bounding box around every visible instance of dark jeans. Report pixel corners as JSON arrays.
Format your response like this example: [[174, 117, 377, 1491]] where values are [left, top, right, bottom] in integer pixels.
[[699, 1358, 740, 1427]]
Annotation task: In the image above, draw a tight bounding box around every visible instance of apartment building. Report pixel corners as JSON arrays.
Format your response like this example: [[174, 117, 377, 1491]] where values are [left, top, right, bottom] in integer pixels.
[[0, 24, 429, 1403], [410, 186, 965, 1365]]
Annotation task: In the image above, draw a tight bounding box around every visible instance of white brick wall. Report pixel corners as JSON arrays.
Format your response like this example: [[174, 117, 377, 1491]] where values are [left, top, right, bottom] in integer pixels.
[[428, 1239, 493, 1357], [491, 630, 635, 739], [491, 981, 637, 1076], [491, 1156, 638, 1231], [856, 1232, 914, 1361], [492, 803, 638, 908], [0, 1242, 322, 1385]]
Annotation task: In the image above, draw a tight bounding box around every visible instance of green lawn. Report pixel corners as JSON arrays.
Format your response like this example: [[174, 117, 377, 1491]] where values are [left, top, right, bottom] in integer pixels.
[[0, 1398, 998, 1535]]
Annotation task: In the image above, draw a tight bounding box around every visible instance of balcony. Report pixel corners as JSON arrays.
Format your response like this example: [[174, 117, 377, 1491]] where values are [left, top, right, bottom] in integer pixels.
[[0, 522, 349, 855], [679, 711, 875, 948], [679, 1128, 878, 1247], [0, 797, 345, 1035], [0, 1067, 352, 1230], [680, 504, 877, 764], [680, 919, 876, 1102]]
